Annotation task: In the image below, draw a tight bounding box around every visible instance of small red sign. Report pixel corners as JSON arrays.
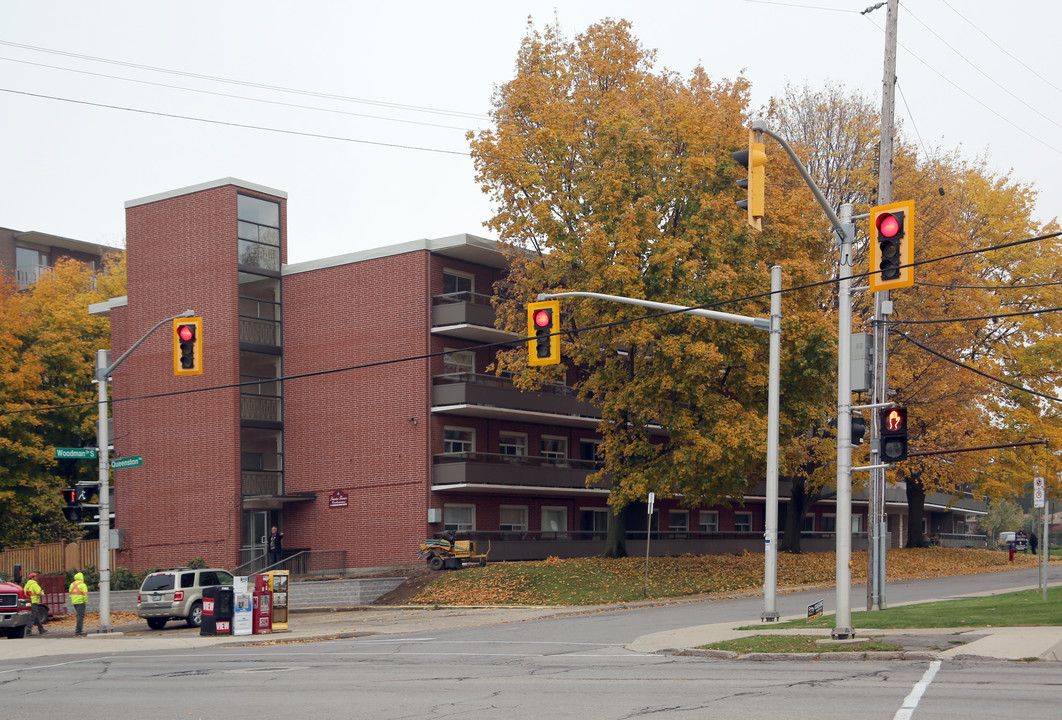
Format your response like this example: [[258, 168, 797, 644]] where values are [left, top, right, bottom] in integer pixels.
[[329, 490, 348, 508], [203, 598, 215, 616]]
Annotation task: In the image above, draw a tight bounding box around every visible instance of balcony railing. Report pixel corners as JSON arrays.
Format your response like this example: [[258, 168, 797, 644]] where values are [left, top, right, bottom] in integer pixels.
[[241, 470, 283, 496], [431, 292, 498, 330], [241, 393, 282, 422], [433, 373, 599, 423], [15, 264, 51, 289], [239, 315, 281, 346], [433, 451, 605, 490]]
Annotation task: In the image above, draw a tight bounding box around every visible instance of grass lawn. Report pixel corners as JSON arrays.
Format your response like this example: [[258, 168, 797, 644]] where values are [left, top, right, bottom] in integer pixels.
[[756, 584, 1062, 630]]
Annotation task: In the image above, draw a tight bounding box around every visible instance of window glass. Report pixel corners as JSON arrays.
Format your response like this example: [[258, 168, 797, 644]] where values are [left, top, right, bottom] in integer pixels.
[[542, 507, 567, 532], [443, 349, 474, 376], [822, 515, 837, 533], [579, 439, 602, 462], [442, 271, 473, 295], [141, 574, 175, 592], [669, 510, 689, 532], [499, 506, 528, 531], [499, 432, 527, 456], [15, 246, 48, 267], [238, 194, 280, 228], [180, 573, 195, 589], [443, 427, 474, 454], [444, 504, 475, 531], [734, 512, 752, 532], [579, 509, 609, 533], [541, 436, 568, 462], [699, 511, 719, 532], [199, 571, 219, 586]]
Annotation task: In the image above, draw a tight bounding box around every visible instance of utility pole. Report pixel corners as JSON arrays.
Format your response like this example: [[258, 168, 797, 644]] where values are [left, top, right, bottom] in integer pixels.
[[868, 0, 900, 613]]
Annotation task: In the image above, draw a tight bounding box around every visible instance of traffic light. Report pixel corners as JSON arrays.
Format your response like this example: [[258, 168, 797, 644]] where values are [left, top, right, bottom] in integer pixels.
[[61, 487, 82, 523], [851, 413, 867, 446], [173, 317, 203, 376], [869, 200, 914, 292], [880, 406, 908, 462], [732, 129, 766, 231], [527, 300, 561, 366]]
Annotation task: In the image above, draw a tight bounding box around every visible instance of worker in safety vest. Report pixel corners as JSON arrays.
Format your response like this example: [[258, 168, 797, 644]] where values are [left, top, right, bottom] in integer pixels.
[[68, 572, 89, 636], [24, 572, 46, 635]]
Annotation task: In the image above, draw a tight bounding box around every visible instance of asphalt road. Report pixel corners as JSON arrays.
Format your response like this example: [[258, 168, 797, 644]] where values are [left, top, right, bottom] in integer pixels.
[[2, 567, 1058, 719]]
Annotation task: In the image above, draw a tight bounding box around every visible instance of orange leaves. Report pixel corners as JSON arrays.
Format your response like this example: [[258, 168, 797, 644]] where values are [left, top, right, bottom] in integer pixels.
[[412, 549, 1046, 606]]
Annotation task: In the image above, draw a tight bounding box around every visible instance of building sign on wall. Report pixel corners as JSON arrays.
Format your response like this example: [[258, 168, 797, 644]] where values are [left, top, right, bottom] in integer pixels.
[[328, 490, 349, 508]]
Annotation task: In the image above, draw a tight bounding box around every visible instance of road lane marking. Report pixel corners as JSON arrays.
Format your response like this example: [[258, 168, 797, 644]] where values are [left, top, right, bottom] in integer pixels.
[[894, 660, 942, 720]]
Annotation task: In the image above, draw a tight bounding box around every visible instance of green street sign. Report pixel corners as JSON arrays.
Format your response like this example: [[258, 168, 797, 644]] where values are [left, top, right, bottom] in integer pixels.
[[110, 455, 143, 470], [55, 447, 98, 460]]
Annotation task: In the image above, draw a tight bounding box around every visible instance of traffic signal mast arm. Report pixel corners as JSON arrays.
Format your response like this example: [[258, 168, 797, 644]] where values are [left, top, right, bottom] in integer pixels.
[[535, 291, 771, 331]]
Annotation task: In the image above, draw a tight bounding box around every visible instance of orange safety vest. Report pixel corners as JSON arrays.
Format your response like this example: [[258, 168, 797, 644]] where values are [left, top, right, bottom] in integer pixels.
[[69, 580, 88, 604]]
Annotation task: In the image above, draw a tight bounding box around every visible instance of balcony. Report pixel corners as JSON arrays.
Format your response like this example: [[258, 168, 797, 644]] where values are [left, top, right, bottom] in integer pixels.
[[433, 373, 600, 427], [239, 315, 281, 347], [431, 292, 517, 343], [433, 451, 607, 493], [15, 264, 50, 289], [242, 470, 283, 496], [241, 392, 282, 424]]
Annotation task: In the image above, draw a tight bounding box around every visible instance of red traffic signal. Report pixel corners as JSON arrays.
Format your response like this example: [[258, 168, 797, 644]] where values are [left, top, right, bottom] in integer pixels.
[[880, 407, 908, 462], [869, 200, 914, 292], [526, 300, 561, 367], [173, 317, 203, 376], [533, 309, 552, 328]]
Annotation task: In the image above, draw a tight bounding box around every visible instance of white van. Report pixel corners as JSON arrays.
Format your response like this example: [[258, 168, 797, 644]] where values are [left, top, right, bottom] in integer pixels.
[[997, 531, 1027, 550]]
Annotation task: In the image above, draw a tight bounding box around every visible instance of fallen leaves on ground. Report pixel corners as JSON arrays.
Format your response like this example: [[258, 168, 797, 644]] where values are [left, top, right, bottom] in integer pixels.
[[46, 610, 141, 629], [413, 548, 1047, 606]]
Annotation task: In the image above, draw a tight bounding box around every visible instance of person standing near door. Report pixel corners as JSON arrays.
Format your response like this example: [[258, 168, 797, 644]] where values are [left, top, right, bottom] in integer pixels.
[[268, 526, 284, 566]]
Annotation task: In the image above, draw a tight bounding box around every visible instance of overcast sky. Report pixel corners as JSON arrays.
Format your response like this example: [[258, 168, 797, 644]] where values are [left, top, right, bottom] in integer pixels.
[[4, 1, 1059, 264]]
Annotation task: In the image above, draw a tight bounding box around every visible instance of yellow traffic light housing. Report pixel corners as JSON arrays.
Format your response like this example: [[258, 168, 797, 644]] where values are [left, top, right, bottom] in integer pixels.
[[527, 300, 561, 366], [732, 129, 766, 231], [173, 317, 203, 376], [869, 200, 914, 292]]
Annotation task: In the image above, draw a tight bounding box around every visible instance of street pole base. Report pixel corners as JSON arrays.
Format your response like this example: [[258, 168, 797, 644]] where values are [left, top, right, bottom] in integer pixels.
[[761, 611, 780, 622], [831, 627, 855, 640]]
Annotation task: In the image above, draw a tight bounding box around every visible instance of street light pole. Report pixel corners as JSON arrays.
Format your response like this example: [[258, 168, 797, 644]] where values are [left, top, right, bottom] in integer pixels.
[[94, 309, 193, 634], [539, 265, 782, 621]]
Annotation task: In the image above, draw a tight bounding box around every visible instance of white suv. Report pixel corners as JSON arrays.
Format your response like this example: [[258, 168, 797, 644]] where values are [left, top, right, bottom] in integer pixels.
[[136, 567, 233, 629]]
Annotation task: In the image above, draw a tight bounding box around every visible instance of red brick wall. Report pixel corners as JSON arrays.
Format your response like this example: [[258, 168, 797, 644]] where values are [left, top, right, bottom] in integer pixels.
[[282, 250, 431, 567], [113, 184, 285, 572]]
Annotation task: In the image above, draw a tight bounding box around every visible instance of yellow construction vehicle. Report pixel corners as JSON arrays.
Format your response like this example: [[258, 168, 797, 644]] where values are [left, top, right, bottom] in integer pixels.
[[418, 530, 489, 571]]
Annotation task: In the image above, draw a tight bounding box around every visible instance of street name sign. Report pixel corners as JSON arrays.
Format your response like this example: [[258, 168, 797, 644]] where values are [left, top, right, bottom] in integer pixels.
[[55, 447, 97, 459], [111, 455, 143, 469]]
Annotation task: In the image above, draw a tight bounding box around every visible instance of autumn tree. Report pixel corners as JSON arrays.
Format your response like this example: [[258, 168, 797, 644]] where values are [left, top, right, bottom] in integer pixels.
[[771, 82, 1062, 547], [0, 253, 126, 547], [470, 19, 835, 557]]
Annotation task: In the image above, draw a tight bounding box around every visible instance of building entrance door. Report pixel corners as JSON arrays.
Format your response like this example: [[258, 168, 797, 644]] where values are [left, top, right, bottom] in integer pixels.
[[240, 510, 270, 572]]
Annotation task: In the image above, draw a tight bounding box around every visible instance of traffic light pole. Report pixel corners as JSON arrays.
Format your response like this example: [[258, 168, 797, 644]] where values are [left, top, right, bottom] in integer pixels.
[[94, 309, 193, 634], [538, 267, 782, 622]]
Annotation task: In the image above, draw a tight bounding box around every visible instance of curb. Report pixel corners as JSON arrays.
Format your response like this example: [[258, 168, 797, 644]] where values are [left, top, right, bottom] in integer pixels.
[[665, 647, 944, 662]]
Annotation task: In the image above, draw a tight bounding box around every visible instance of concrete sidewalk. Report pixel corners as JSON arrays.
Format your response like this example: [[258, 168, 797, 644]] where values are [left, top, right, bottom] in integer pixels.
[[627, 619, 1062, 661]]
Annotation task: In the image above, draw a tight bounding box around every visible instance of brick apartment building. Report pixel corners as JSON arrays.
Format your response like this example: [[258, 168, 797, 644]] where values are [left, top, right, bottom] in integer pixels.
[[88, 178, 984, 575], [1, 226, 115, 290]]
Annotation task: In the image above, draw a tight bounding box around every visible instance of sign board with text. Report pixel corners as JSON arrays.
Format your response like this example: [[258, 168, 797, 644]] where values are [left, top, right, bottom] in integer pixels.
[[56, 447, 97, 459]]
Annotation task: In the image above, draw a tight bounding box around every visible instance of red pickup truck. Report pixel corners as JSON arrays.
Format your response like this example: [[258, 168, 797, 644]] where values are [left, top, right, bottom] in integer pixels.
[[0, 570, 32, 639]]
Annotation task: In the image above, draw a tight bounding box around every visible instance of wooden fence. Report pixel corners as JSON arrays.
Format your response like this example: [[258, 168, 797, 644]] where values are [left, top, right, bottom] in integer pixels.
[[0, 539, 113, 577]]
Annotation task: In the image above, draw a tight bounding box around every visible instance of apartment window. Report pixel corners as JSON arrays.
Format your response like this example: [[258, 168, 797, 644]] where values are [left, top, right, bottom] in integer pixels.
[[541, 436, 568, 465], [852, 515, 863, 533], [499, 432, 527, 457], [734, 512, 752, 532], [444, 504, 475, 532], [443, 349, 474, 376], [579, 439, 603, 464], [443, 270, 473, 296], [698, 511, 719, 532], [802, 515, 816, 532], [15, 246, 48, 268], [542, 507, 567, 533], [238, 194, 281, 271], [443, 427, 474, 454], [499, 506, 528, 532], [669, 510, 689, 534], [822, 514, 837, 533], [579, 508, 609, 536]]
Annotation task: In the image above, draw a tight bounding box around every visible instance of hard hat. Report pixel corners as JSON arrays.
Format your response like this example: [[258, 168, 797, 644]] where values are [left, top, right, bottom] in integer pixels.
[[29, 572, 38, 578]]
